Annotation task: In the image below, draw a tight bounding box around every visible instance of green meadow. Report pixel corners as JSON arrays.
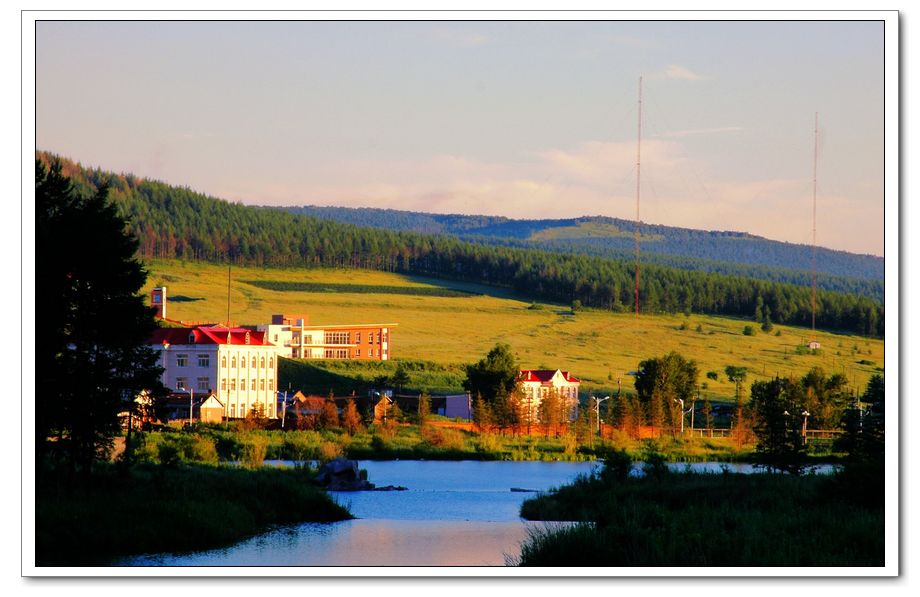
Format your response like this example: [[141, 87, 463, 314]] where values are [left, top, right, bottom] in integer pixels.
[[143, 259, 884, 402]]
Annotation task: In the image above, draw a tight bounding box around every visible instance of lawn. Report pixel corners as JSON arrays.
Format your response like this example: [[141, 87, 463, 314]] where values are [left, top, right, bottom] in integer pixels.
[[143, 259, 885, 402]]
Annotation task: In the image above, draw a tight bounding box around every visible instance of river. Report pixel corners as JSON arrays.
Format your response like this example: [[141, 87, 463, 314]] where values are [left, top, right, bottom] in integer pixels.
[[117, 459, 837, 567]]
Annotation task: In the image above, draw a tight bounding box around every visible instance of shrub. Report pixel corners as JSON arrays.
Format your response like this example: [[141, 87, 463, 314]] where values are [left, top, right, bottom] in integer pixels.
[[742, 325, 756, 336], [420, 426, 466, 451], [319, 441, 343, 462], [241, 435, 269, 467]]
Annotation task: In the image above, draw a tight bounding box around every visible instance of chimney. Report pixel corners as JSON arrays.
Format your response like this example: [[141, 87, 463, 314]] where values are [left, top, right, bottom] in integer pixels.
[[151, 286, 167, 319]]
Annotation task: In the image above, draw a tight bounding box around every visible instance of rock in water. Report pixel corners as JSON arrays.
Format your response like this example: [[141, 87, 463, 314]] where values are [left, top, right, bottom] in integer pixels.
[[315, 458, 375, 491]]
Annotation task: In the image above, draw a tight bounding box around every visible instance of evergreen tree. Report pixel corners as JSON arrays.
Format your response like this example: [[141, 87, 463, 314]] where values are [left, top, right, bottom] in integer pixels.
[[36, 159, 165, 473], [342, 398, 362, 434], [539, 390, 561, 438], [472, 392, 492, 433], [751, 378, 807, 474], [417, 393, 431, 426], [320, 392, 340, 429], [391, 362, 410, 393]]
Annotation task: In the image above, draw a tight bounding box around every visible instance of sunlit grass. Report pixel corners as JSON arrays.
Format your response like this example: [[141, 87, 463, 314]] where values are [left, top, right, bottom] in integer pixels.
[[143, 259, 885, 402]]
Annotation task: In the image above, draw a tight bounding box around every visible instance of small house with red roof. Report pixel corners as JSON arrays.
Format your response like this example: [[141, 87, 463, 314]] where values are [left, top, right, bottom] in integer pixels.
[[148, 325, 280, 420], [518, 369, 581, 422]]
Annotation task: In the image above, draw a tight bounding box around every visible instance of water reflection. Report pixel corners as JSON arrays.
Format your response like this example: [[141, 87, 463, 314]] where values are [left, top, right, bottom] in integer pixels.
[[116, 459, 836, 567]]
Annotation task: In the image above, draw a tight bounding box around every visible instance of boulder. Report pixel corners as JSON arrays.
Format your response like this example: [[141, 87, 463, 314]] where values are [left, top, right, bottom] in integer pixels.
[[315, 458, 375, 491]]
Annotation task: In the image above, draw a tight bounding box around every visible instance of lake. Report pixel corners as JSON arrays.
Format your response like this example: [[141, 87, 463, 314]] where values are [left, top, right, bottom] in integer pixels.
[[117, 460, 598, 567], [117, 459, 838, 567]]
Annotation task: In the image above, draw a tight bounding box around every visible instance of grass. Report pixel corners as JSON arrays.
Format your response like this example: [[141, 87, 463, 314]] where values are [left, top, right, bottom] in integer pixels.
[[143, 258, 885, 402], [35, 462, 352, 566], [515, 461, 884, 566], [279, 357, 467, 396]]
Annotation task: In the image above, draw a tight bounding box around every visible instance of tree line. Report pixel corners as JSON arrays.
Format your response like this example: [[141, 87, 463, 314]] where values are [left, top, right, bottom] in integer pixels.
[[38, 151, 883, 337]]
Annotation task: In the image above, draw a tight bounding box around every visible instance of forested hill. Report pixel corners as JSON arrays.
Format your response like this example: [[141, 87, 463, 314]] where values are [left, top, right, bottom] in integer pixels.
[[281, 206, 884, 283], [37, 152, 883, 337]]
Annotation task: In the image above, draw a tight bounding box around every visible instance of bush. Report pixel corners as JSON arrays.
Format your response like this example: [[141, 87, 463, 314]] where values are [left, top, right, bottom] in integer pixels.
[[241, 435, 269, 467], [742, 325, 756, 336], [420, 426, 466, 451]]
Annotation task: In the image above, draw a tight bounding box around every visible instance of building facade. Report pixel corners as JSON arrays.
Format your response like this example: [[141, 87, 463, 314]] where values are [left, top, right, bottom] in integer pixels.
[[149, 325, 280, 419], [518, 369, 581, 422], [258, 314, 397, 361]]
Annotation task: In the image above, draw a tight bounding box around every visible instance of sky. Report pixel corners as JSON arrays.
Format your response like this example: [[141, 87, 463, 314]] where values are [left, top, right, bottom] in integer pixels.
[[35, 20, 885, 256]]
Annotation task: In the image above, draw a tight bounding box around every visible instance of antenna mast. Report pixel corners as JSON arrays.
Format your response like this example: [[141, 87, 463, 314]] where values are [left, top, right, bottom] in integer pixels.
[[811, 112, 818, 340], [634, 76, 643, 321]]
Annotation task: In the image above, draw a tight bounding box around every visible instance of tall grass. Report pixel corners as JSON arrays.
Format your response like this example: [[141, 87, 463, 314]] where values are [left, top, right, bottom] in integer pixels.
[[35, 463, 352, 566], [517, 465, 883, 566]]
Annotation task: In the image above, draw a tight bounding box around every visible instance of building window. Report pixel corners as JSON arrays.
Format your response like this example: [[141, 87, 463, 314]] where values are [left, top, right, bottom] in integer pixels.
[[368, 333, 375, 344], [251, 378, 256, 391], [221, 379, 227, 391], [324, 331, 350, 345], [260, 379, 265, 391], [251, 357, 256, 368], [355, 332, 362, 343], [324, 348, 349, 359], [356, 348, 361, 357], [230, 405, 236, 417], [198, 354, 210, 368], [221, 356, 227, 368], [269, 357, 274, 369], [176, 377, 188, 390], [197, 377, 209, 392], [230, 379, 236, 391], [231, 356, 237, 368], [176, 354, 188, 367], [268, 379, 273, 391], [188, 332, 196, 344], [376, 333, 381, 344], [260, 357, 265, 368]]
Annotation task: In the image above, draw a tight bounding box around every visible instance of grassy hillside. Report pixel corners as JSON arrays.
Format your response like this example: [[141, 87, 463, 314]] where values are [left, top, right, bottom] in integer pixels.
[[143, 259, 884, 402]]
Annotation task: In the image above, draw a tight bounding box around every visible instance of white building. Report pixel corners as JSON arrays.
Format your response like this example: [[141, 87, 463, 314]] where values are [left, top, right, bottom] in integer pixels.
[[518, 369, 581, 422], [149, 325, 280, 419], [257, 314, 396, 361]]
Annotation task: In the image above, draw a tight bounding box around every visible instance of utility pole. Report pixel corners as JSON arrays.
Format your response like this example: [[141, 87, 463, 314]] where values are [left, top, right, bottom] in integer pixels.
[[189, 388, 194, 428], [281, 388, 288, 429], [593, 396, 610, 436]]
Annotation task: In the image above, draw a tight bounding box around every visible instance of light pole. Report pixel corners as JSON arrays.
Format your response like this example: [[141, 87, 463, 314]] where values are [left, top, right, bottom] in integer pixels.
[[189, 388, 194, 428], [593, 395, 610, 436], [802, 410, 810, 444]]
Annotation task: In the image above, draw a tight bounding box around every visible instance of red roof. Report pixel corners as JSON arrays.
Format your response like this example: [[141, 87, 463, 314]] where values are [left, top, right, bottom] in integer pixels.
[[148, 325, 269, 346], [519, 369, 581, 384]]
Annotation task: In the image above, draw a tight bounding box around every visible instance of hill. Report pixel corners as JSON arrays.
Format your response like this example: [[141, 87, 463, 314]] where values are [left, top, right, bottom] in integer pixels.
[[141, 259, 885, 402], [36, 151, 883, 337], [280, 206, 884, 299]]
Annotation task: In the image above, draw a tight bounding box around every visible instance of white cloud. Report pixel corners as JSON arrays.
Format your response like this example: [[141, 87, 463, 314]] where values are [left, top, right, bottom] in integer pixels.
[[661, 64, 706, 81]]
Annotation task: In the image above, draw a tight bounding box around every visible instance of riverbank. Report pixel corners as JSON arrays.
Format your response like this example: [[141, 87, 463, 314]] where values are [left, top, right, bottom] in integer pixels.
[[127, 421, 852, 466], [515, 458, 884, 566], [35, 463, 352, 566]]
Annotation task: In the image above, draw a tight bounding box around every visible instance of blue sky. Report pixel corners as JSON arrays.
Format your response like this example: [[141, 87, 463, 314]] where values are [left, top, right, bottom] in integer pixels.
[[36, 20, 884, 255]]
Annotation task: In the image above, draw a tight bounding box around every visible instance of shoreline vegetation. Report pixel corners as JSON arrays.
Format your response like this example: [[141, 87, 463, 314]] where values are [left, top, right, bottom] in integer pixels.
[[513, 454, 884, 566], [35, 462, 352, 566], [118, 419, 847, 465]]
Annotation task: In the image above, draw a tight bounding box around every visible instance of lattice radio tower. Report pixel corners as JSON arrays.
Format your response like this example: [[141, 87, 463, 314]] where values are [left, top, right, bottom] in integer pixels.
[[634, 76, 643, 321]]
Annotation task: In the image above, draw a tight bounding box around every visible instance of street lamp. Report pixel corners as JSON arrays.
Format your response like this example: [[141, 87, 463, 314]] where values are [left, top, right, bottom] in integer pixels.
[[592, 395, 610, 436], [802, 410, 810, 443], [673, 398, 693, 435]]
